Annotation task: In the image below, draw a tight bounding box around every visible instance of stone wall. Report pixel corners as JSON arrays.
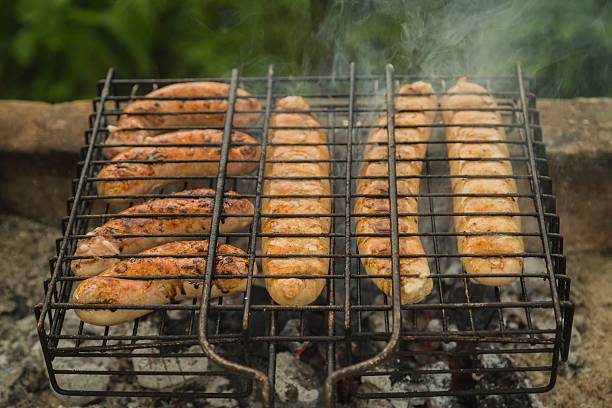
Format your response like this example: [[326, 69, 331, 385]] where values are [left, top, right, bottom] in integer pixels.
[[0, 98, 610, 250], [0, 100, 89, 225], [537, 98, 612, 253]]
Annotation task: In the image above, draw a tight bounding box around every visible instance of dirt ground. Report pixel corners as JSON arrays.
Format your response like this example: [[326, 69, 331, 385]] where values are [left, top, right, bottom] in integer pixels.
[[0, 213, 609, 407], [538, 253, 612, 408]]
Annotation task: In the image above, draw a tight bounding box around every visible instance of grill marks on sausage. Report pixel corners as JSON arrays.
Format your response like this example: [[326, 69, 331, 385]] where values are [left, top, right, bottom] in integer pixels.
[[261, 96, 331, 305], [71, 188, 254, 276], [102, 82, 261, 158], [441, 78, 524, 286], [96, 130, 260, 197], [94, 188, 233, 238], [73, 241, 250, 317], [354, 81, 437, 305]]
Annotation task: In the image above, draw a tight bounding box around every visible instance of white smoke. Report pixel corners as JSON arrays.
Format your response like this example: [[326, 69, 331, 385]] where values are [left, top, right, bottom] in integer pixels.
[[308, 0, 581, 94]]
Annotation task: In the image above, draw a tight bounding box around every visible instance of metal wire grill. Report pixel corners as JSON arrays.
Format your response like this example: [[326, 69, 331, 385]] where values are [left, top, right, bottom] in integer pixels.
[[35, 63, 573, 407]]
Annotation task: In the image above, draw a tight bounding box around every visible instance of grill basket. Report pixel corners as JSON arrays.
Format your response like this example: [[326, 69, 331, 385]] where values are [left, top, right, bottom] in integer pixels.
[[35, 63, 574, 407]]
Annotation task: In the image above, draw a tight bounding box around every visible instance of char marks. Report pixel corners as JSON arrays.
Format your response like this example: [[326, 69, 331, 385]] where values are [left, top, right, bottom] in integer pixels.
[[355, 81, 436, 304], [441, 77, 524, 285], [261, 96, 331, 306]]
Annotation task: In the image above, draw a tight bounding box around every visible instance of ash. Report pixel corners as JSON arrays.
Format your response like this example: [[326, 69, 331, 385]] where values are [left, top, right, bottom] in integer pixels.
[[6, 206, 583, 407]]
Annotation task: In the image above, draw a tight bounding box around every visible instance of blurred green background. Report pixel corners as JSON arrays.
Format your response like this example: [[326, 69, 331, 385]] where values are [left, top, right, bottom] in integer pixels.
[[1, 0, 610, 102]]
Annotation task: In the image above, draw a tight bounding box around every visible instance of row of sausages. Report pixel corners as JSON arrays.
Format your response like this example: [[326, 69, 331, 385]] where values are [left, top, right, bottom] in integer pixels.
[[72, 79, 523, 326]]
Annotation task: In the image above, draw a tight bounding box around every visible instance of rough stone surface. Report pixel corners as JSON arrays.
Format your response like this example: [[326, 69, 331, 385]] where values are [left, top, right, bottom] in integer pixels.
[[538, 98, 612, 156], [0, 97, 610, 232], [0, 100, 88, 225], [0, 100, 90, 155], [537, 254, 612, 408], [0, 152, 77, 225], [0, 216, 61, 407], [537, 98, 612, 253]]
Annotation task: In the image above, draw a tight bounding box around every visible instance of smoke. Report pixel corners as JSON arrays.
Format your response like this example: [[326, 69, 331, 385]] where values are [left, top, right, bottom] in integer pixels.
[[307, 0, 608, 96], [313, 0, 526, 75]]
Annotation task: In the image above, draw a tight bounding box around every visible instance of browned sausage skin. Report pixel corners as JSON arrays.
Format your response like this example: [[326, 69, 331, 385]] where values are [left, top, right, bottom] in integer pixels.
[[96, 130, 260, 199], [103, 82, 261, 158], [71, 188, 254, 277], [441, 78, 523, 286], [262, 96, 331, 305], [355, 82, 436, 304], [72, 240, 252, 326]]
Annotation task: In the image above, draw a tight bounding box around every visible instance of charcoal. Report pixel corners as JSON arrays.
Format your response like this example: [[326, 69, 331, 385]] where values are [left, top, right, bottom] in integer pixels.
[[473, 353, 548, 408], [201, 377, 239, 408], [131, 345, 209, 390], [358, 374, 413, 408], [280, 318, 304, 353], [274, 351, 321, 407], [352, 384, 398, 408]]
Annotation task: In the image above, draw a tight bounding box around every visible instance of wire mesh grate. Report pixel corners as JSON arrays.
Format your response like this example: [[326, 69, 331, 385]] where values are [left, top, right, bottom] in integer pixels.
[[35, 63, 573, 407]]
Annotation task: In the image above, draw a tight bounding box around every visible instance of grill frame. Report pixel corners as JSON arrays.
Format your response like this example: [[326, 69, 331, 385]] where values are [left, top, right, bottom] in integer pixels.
[[35, 63, 574, 407]]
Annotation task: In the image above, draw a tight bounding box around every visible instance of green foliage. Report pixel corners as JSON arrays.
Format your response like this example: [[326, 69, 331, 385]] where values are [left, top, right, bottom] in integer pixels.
[[1, 0, 610, 101]]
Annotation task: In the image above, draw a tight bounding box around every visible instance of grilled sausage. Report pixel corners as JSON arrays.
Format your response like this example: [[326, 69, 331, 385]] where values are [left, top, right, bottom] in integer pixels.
[[441, 77, 524, 286], [97, 130, 260, 199], [103, 82, 261, 158], [355, 82, 436, 304], [72, 188, 254, 277], [261, 96, 331, 305], [72, 241, 251, 326]]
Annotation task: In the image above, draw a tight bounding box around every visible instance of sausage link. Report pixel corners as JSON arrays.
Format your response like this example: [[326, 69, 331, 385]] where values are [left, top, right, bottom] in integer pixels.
[[261, 96, 331, 305], [72, 188, 253, 277], [355, 82, 436, 304], [72, 240, 251, 326], [97, 130, 260, 199], [441, 77, 524, 286], [103, 82, 260, 158]]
